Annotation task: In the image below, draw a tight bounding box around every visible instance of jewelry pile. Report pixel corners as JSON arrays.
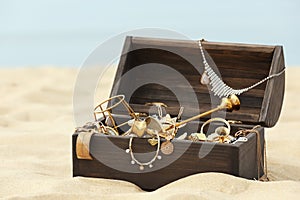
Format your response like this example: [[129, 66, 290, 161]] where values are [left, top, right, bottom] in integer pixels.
[[75, 93, 253, 170], [75, 40, 284, 170]]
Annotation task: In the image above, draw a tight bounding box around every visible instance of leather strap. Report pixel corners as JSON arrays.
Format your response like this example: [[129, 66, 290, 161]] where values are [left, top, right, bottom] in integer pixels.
[[76, 131, 95, 160]]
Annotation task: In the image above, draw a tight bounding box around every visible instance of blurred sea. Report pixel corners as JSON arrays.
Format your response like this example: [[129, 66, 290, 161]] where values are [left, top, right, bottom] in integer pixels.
[[1, 31, 298, 68], [0, 32, 110, 68], [1, 0, 299, 68]]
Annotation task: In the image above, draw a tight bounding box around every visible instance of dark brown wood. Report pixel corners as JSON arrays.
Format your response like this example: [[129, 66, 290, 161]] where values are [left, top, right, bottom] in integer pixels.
[[110, 36, 133, 99], [73, 124, 265, 191], [73, 37, 284, 191], [131, 37, 275, 53], [110, 36, 285, 127], [259, 46, 285, 127]]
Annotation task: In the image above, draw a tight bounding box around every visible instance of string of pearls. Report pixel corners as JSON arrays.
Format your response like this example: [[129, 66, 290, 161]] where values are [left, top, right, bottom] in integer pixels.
[[125, 130, 162, 171]]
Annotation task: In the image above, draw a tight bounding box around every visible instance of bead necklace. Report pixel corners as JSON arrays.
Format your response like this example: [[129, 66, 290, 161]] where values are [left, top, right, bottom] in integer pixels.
[[125, 130, 162, 171], [198, 40, 285, 98]]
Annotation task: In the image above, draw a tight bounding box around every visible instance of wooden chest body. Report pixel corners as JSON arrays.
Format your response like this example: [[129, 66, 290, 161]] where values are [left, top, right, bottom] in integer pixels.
[[72, 36, 285, 191]]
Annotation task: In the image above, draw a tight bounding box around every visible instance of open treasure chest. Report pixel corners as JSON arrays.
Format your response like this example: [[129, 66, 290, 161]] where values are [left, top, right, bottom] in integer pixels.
[[72, 36, 285, 191]]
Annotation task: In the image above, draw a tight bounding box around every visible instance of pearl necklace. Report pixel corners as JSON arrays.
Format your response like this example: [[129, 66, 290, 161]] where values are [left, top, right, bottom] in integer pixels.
[[125, 130, 162, 171]]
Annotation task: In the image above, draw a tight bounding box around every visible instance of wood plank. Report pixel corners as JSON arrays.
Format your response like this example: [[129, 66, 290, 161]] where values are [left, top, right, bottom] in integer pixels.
[[118, 81, 266, 98], [259, 46, 285, 127], [130, 75, 269, 91], [112, 103, 260, 123], [128, 47, 272, 74], [73, 127, 265, 190], [110, 36, 133, 97], [131, 45, 274, 66], [131, 37, 275, 53], [123, 48, 272, 86], [129, 95, 263, 109]]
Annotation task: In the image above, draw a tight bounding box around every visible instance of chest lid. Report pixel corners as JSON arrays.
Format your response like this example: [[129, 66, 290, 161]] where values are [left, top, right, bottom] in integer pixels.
[[110, 36, 285, 127]]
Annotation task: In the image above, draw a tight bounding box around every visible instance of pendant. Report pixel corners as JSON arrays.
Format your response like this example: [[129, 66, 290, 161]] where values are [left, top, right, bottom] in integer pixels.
[[160, 141, 174, 155], [131, 120, 147, 137], [200, 71, 210, 85], [214, 126, 230, 136], [148, 138, 158, 146], [196, 133, 207, 141]]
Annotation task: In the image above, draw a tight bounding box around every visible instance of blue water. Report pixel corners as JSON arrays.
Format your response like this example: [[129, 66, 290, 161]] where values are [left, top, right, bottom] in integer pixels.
[[0, 32, 107, 67], [0, 0, 299, 67]]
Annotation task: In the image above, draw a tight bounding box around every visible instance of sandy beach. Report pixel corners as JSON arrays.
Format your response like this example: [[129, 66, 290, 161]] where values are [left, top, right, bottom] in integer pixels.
[[0, 67, 300, 199]]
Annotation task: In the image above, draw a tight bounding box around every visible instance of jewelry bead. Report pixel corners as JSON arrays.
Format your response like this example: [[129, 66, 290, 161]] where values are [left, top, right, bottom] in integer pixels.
[[149, 164, 153, 168], [126, 130, 161, 171], [198, 40, 284, 98], [157, 155, 162, 160], [200, 72, 210, 85]]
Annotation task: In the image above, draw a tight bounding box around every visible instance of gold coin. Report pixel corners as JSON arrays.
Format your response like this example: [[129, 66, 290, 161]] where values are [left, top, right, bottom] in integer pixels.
[[160, 141, 174, 155]]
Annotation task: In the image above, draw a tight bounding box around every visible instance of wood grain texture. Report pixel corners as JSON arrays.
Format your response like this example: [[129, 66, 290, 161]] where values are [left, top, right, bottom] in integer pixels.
[[109, 36, 285, 127], [73, 37, 282, 190], [259, 46, 285, 127], [73, 124, 265, 191]]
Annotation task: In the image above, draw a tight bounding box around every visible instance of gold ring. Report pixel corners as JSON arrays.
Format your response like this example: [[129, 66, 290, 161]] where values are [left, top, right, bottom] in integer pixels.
[[200, 117, 231, 135]]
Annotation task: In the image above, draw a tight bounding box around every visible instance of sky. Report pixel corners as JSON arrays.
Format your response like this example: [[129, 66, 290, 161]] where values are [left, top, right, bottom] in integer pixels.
[[0, 0, 299, 67]]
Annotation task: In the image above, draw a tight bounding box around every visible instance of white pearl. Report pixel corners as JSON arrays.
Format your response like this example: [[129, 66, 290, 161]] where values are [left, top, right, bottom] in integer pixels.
[[125, 149, 130, 153], [139, 165, 144, 170], [157, 155, 162, 160], [131, 160, 135, 165], [149, 164, 153, 168]]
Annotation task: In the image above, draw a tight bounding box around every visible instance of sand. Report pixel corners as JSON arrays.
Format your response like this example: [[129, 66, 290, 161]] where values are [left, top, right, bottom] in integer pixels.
[[0, 67, 300, 199]]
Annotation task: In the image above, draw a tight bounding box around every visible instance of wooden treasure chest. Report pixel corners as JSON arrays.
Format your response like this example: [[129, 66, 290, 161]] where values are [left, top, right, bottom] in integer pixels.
[[72, 36, 285, 191]]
